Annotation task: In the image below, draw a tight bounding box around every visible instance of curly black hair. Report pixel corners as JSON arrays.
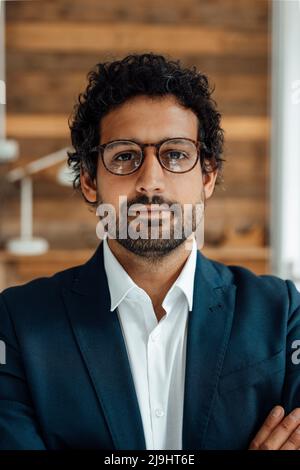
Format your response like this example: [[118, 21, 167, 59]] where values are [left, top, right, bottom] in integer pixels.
[[67, 53, 224, 206]]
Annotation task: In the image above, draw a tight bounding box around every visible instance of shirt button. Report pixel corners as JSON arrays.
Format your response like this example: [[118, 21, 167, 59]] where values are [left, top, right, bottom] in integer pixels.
[[155, 409, 165, 418]]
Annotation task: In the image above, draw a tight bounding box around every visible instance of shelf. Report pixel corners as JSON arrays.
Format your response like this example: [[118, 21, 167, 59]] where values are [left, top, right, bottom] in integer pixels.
[[0, 245, 270, 292]]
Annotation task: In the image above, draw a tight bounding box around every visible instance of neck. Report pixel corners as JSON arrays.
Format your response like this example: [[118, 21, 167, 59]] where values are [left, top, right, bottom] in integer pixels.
[[106, 235, 194, 312]]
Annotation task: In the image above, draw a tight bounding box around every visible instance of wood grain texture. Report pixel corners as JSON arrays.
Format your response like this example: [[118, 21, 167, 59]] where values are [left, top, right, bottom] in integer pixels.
[[6, 114, 270, 140], [6, 22, 269, 56], [6, 0, 270, 31], [7, 51, 269, 75], [6, 71, 268, 115]]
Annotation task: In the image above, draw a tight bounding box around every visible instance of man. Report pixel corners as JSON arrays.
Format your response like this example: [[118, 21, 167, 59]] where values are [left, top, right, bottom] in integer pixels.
[[1, 53, 300, 450]]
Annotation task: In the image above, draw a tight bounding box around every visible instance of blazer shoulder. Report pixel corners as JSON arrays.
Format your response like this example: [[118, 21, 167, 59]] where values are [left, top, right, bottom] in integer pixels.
[[207, 255, 294, 303], [231, 263, 287, 291], [225, 261, 300, 316], [0, 262, 82, 311]]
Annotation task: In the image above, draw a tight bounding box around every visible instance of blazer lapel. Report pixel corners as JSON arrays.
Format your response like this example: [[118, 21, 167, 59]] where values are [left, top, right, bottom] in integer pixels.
[[182, 251, 237, 450], [61, 242, 146, 450]]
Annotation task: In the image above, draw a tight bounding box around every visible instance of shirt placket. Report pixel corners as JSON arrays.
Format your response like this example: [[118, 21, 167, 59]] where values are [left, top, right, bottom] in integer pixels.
[[143, 296, 168, 450]]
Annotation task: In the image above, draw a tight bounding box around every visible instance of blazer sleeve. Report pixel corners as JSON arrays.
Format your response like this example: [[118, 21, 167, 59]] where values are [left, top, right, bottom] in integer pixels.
[[0, 293, 47, 450], [282, 280, 300, 413]]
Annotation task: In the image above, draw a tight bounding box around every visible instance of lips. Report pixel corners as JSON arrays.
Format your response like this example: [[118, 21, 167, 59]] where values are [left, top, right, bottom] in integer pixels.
[[127, 204, 171, 219], [138, 211, 172, 223], [143, 205, 170, 213], [140, 208, 170, 216]]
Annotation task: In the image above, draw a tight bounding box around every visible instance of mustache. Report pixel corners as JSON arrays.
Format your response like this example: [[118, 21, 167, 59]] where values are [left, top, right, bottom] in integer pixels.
[[126, 195, 176, 209]]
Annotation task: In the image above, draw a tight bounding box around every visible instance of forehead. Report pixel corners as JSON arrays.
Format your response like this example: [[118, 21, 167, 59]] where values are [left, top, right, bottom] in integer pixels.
[[99, 95, 199, 143]]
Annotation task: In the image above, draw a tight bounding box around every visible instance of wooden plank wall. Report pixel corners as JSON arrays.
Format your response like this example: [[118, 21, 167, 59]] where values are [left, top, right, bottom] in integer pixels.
[[0, 0, 271, 286]]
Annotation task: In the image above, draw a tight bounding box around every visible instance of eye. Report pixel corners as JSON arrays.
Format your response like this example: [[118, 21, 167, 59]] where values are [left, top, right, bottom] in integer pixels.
[[114, 152, 137, 161], [164, 150, 188, 160]]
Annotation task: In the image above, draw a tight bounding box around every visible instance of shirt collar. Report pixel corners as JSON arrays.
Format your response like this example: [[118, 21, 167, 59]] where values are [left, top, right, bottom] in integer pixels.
[[103, 234, 197, 313], [167, 236, 197, 311]]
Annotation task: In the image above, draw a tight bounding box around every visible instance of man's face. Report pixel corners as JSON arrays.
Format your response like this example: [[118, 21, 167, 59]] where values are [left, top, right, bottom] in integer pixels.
[[81, 95, 217, 259]]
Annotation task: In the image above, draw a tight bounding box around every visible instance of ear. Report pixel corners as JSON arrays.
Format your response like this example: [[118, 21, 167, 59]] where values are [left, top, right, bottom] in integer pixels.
[[80, 168, 97, 203], [202, 167, 218, 200]]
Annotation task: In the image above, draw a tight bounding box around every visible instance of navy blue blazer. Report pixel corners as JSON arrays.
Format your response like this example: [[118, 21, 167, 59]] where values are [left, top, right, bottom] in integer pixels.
[[0, 242, 300, 450]]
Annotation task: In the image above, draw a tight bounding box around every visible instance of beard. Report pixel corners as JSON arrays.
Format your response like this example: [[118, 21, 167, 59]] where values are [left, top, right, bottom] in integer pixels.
[[116, 214, 187, 260], [98, 192, 205, 262]]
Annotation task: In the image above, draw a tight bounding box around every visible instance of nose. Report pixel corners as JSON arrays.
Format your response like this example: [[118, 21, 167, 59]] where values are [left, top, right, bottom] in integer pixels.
[[135, 146, 166, 198]]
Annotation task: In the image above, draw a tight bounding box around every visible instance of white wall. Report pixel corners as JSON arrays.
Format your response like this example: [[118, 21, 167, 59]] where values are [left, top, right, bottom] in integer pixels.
[[271, 0, 300, 289]]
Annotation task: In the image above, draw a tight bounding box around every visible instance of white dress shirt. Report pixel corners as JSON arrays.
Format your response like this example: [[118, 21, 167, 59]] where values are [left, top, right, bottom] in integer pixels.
[[103, 235, 197, 450]]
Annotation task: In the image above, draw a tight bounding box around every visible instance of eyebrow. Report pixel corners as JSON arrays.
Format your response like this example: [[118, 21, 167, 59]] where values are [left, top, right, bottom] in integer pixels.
[[108, 136, 190, 144]]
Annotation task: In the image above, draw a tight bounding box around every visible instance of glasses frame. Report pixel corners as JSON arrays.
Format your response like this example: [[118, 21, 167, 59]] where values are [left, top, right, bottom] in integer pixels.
[[91, 137, 207, 176]]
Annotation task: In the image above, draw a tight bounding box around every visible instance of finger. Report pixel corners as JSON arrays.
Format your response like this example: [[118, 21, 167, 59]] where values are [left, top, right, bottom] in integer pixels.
[[280, 424, 300, 450], [249, 406, 284, 450], [258, 408, 300, 450]]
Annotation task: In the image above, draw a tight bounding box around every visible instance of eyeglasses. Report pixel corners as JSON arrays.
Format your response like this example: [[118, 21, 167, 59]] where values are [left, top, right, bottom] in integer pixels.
[[91, 137, 206, 176]]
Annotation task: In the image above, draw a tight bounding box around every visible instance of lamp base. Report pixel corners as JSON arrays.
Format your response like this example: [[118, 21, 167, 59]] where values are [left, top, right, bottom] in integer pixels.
[[6, 237, 49, 255], [0, 139, 19, 163]]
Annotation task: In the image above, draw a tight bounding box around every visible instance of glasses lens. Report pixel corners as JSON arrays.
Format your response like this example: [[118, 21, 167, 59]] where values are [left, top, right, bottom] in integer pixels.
[[103, 141, 142, 175], [159, 139, 198, 172]]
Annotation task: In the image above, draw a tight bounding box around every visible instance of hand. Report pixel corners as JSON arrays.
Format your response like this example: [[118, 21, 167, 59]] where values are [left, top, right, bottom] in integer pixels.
[[249, 406, 300, 450]]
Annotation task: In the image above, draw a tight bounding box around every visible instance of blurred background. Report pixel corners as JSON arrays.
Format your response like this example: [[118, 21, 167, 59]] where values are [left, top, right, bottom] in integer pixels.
[[0, 0, 299, 290]]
